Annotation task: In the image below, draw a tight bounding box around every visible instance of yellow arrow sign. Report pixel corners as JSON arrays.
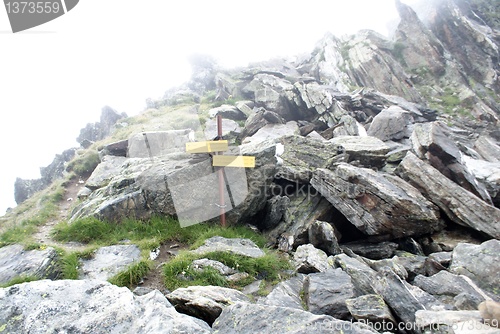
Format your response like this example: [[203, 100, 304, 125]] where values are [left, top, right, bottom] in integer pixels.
[[186, 140, 229, 153], [213, 155, 256, 168]]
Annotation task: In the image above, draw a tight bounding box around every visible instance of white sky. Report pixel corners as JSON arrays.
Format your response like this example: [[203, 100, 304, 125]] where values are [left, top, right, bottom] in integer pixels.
[[0, 0, 418, 215]]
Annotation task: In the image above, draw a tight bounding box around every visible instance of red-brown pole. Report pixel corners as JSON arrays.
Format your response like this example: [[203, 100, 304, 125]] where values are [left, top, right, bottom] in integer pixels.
[[216, 114, 226, 227]]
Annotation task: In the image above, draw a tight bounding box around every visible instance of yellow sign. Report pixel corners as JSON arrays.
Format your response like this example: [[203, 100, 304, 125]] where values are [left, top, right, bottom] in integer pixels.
[[212, 155, 256, 168], [186, 140, 229, 153]]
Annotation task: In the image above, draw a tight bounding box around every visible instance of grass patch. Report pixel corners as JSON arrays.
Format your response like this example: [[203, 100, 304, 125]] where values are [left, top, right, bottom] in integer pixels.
[[162, 249, 291, 291], [108, 260, 151, 288], [66, 149, 100, 177], [59, 248, 96, 279], [0, 275, 40, 288]]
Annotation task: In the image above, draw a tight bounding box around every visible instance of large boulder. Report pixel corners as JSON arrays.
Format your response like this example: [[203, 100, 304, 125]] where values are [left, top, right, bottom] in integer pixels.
[[166, 285, 249, 325], [79, 245, 141, 281], [396, 152, 500, 239], [463, 156, 500, 207], [0, 245, 60, 285], [212, 302, 377, 334], [242, 121, 300, 145], [411, 122, 491, 203], [367, 106, 414, 141], [190, 236, 264, 258], [449, 240, 500, 300], [0, 280, 211, 333], [259, 274, 306, 310], [127, 130, 194, 158], [311, 165, 443, 238], [329, 136, 390, 168], [304, 269, 356, 320], [69, 135, 278, 226], [293, 244, 332, 274]]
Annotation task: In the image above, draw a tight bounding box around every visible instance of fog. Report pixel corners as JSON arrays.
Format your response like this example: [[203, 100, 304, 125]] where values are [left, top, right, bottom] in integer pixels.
[[0, 0, 419, 215]]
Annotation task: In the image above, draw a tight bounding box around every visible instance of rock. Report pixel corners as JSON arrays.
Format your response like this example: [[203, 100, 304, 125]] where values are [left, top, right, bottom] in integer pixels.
[[266, 192, 336, 250], [203, 118, 241, 139], [341, 241, 398, 260], [464, 156, 500, 207], [0, 279, 210, 333], [449, 240, 500, 300], [345, 294, 397, 325], [100, 139, 128, 158], [333, 254, 377, 296], [396, 152, 500, 239], [366, 256, 408, 280], [308, 221, 341, 256], [239, 108, 274, 139], [133, 286, 155, 296], [393, 251, 427, 280], [428, 251, 452, 268], [367, 106, 414, 141], [235, 100, 254, 117], [77, 106, 126, 145], [277, 135, 344, 183], [260, 195, 290, 230], [208, 105, 246, 121], [212, 302, 377, 334], [311, 165, 442, 238], [166, 285, 249, 325], [242, 121, 300, 145], [127, 130, 194, 158], [372, 268, 436, 324], [79, 245, 141, 281], [14, 177, 44, 204], [415, 310, 483, 332], [413, 271, 490, 309], [411, 122, 491, 203], [259, 274, 306, 310], [479, 301, 500, 328], [475, 136, 500, 163], [191, 236, 264, 258], [293, 244, 331, 274], [70, 135, 278, 226], [304, 268, 356, 319], [329, 136, 390, 168], [0, 245, 60, 285], [190, 258, 237, 276]]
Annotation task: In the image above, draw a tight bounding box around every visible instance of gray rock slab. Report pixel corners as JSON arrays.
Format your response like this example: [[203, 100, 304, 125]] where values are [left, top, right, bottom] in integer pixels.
[[305, 268, 356, 319], [293, 244, 331, 274], [449, 240, 500, 300], [396, 152, 500, 238], [329, 136, 390, 168], [79, 245, 141, 281], [312, 165, 442, 238], [333, 253, 377, 296], [259, 274, 306, 310], [191, 236, 264, 258], [128, 130, 193, 158], [346, 294, 397, 324], [212, 302, 377, 333], [190, 258, 237, 276], [167, 285, 249, 325], [367, 105, 414, 141], [0, 279, 211, 333], [0, 244, 60, 285]]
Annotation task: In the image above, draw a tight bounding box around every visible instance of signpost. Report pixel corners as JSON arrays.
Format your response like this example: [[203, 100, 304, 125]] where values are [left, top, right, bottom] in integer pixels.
[[186, 114, 255, 227]]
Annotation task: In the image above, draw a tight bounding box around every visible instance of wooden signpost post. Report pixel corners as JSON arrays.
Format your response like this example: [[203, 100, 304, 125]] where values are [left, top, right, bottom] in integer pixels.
[[185, 114, 255, 227]]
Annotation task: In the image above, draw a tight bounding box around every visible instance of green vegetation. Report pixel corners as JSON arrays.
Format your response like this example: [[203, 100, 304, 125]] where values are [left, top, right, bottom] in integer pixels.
[[108, 260, 151, 288], [52, 216, 267, 250], [0, 275, 40, 288], [391, 41, 407, 65], [53, 215, 289, 291], [163, 250, 291, 291], [66, 149, 100, 177]]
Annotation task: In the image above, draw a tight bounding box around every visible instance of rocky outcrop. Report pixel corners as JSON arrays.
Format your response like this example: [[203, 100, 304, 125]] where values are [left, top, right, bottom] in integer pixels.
[[77, 106, 127, 146], [0, 280, 211, 333], [0, 244, 60, 285], [212, 302, 377, 334], [79, 245, 141, 281], [166, 285, 249, 325], [396, 152, 500, 239], [311, 165, 443, 238]]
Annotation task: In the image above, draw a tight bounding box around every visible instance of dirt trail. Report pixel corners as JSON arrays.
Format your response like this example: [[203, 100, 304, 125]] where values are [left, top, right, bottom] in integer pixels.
[[33, 177, 89, 252]]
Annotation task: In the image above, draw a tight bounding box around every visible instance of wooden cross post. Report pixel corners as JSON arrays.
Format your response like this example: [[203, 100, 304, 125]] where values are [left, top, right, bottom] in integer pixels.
[[185, 114, 256, 227]]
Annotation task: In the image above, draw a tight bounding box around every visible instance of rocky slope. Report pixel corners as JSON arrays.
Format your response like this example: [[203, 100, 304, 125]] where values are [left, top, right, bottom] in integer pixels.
[[2, 0, 500, 333]]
